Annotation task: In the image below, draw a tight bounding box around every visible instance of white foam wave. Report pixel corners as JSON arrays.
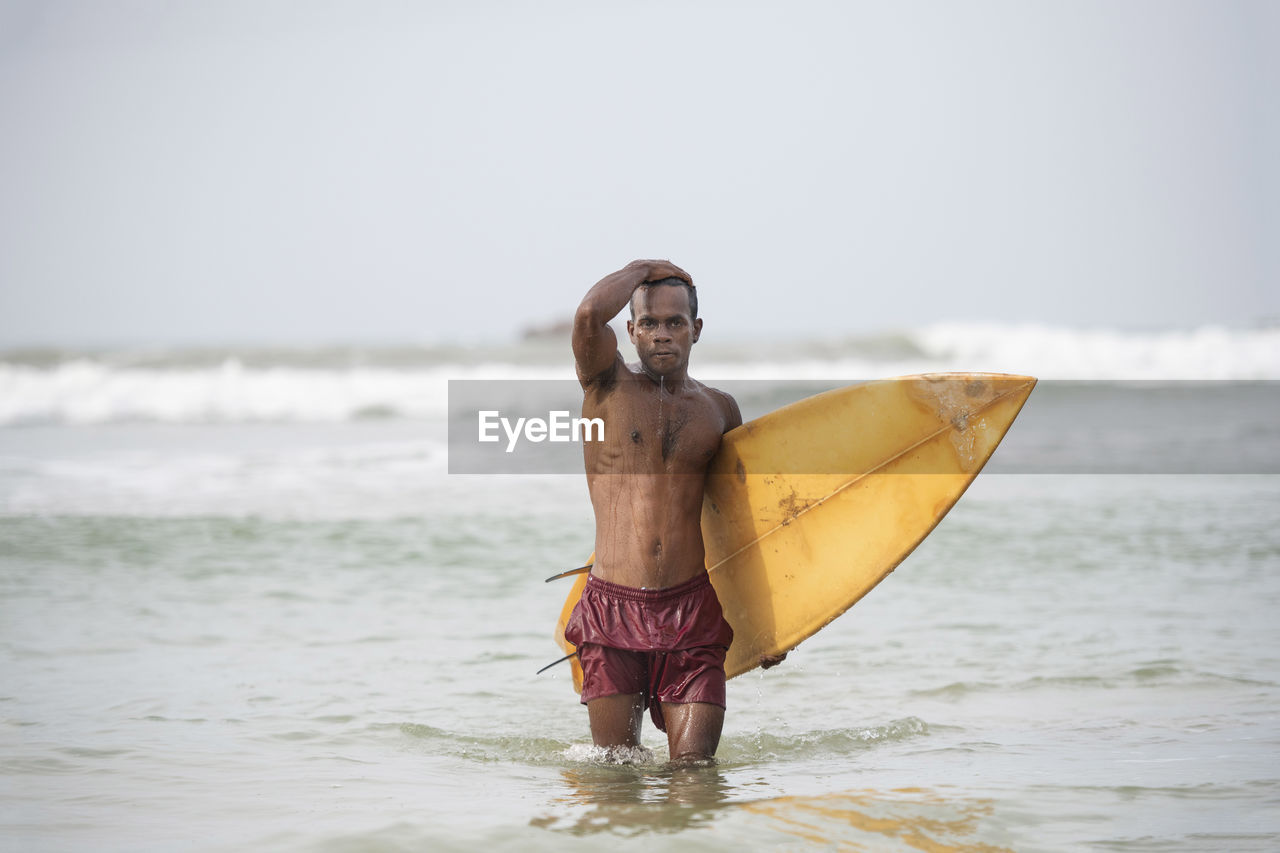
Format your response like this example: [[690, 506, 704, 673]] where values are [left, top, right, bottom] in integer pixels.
[[2, 325, 1275, 425], [0, 359, 572, 426], [698, 324, 1280, 381], [561, 743, 658, 765], [910, 323, 1280, 381]]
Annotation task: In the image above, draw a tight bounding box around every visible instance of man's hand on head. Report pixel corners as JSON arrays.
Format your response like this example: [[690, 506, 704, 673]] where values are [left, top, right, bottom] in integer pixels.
[[631, 259, 694, 287]]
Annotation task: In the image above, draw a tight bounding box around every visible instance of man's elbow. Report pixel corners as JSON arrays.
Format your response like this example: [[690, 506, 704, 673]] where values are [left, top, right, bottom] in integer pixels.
[[574, 302, 608, 338]]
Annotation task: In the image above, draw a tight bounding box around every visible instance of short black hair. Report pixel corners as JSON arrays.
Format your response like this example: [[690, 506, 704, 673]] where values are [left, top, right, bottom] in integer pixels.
[[629, 277, 698, 319]]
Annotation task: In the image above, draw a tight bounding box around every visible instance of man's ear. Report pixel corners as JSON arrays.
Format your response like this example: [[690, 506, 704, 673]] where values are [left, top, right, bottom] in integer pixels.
[[692, 318, 703, 343], [626, 319, 637, 344]]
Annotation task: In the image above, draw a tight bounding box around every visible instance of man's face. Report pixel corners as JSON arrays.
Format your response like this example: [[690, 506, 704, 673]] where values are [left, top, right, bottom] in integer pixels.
[[627, 284, 703, 379]]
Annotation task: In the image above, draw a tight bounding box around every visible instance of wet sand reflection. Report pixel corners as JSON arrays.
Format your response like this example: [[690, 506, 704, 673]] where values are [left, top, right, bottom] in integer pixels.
[[741, 789, 1013, 851], [532, 763, 734, 836], [534, 769, 1012, 850]]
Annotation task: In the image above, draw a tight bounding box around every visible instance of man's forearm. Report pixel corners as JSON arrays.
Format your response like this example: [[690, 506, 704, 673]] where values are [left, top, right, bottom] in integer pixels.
[[576, 261, 660, 326]]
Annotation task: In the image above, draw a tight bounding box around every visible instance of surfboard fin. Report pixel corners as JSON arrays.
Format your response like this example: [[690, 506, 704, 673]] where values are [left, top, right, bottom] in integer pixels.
[[544, 564, 592, 583], [536, 651, 578, 675]]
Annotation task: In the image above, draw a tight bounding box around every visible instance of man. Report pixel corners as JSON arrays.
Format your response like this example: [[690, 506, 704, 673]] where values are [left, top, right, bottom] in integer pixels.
[[564, 259, 783, 763]]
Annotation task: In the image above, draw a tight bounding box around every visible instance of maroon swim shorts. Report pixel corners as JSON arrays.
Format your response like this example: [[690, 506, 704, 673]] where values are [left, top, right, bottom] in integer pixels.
[[563, 572, 734, 732]]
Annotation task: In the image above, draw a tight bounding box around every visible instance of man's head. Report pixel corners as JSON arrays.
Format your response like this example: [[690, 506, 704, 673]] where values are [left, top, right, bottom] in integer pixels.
[[626, 278, 702, 380], [629, 277, 697, 321]]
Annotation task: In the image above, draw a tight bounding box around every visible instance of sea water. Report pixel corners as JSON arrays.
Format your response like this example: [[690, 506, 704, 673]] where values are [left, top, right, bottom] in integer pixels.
[[2, 325, 1279, 851]]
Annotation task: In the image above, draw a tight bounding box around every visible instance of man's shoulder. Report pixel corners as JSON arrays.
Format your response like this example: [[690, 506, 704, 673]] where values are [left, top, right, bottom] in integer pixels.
[[690, 379, 743, 430], [687, 376, 733, 402], [700, 380, 732, 399]]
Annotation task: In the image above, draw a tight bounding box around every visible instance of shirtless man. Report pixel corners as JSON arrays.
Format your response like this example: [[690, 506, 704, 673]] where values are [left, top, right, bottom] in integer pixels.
[[564, 259, 782, 763]]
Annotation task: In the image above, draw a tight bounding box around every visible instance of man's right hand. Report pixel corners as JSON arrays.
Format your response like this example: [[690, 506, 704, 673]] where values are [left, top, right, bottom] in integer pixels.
[[631, 259, 694, 286], [759, 651, 788, 670]]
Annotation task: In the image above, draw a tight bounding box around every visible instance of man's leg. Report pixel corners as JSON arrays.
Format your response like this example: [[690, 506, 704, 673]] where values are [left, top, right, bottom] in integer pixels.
[[587, 693, 645, 749], [660, 701, 725, 763]]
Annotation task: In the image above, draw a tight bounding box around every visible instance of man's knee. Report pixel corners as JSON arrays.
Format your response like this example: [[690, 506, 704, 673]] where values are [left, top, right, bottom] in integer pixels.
[[587, 693, 645, 747], [661, 701, 724, 761]]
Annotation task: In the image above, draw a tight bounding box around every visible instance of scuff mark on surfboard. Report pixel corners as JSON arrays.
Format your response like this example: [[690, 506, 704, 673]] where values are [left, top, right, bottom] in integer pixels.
[[907, 375, 1005, 472], [777, 487, 812, 523]]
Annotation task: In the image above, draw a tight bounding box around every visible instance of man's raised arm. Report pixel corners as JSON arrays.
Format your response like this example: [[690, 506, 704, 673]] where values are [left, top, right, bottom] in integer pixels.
[[572, 259, 693, 386]]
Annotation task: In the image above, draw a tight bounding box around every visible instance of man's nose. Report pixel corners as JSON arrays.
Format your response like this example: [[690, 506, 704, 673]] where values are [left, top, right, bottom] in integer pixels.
[[654, 325, 673, 341]]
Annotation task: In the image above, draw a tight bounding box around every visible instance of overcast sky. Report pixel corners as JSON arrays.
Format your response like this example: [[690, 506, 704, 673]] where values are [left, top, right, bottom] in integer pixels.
[[0, 0, 1275, 347]]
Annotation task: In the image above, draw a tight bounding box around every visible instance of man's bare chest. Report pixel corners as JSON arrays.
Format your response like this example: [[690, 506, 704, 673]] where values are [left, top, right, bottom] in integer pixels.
[[585, 388, 725, 470]]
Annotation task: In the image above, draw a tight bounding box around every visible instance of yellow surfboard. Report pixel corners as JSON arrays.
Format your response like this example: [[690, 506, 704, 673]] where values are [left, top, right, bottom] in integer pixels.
[[554, 372, 1036, 692]]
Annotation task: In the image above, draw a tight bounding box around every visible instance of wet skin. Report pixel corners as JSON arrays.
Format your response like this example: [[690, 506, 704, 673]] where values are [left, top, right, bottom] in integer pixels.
[[585, 287, 732, 591], [572, 261, 782, 763]]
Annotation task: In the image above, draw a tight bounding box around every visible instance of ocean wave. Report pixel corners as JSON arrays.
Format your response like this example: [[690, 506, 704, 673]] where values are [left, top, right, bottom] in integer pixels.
[[2, 324, 1276, 425], [0, 438, 450, 517], [394, 722, 581, 766], [0, 359, 563, 426], [911, 323, 1280, 381], [388, 718, 931, 767], [698, 323, 1280, 381], [723, 718, 930, 762]]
